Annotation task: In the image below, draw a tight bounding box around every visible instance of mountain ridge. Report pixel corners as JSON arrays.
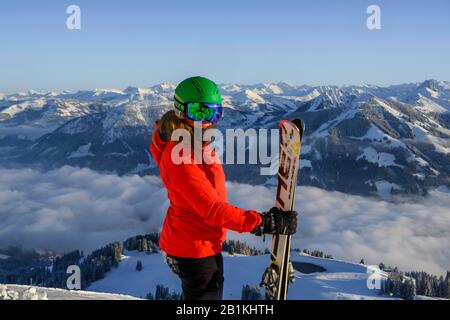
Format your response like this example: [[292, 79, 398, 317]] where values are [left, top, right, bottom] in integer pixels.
[[1, 80, 449, 198]]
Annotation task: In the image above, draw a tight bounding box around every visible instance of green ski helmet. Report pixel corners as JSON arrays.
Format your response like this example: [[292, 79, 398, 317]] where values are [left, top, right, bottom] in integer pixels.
[[174, 76, 223, 127]]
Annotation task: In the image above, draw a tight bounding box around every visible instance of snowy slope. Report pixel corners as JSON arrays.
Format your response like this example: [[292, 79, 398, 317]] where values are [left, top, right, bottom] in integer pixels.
[[87, 250, 391, 300], [0, 284, 141, 300]]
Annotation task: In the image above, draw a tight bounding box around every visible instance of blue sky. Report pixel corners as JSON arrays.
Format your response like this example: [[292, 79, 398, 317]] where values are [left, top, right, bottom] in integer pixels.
[[0, 0, 449, 93]]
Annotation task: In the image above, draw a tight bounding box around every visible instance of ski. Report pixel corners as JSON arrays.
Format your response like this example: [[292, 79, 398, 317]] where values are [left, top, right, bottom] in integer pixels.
[[260, 118, 305, 300]]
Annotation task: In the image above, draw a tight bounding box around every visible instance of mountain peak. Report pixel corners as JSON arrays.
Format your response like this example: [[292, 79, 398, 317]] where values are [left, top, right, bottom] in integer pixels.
[[418, 79, 440, 91], [151, 83, 176, 93]]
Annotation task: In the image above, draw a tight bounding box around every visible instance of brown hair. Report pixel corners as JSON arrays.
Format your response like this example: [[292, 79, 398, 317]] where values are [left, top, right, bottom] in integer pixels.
[[156, 110, 217, 150], [157, 110, 193, 142]]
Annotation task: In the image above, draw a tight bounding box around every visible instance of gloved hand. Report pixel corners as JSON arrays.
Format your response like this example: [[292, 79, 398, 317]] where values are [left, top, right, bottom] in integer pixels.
[[252, 207, 298, 236]]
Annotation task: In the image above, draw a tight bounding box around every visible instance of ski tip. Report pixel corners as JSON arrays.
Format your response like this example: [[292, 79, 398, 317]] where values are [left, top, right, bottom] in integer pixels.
[[291, 118, 305, 139]]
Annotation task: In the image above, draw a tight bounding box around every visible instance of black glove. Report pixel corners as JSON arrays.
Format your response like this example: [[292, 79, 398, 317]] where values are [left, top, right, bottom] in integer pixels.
[[252, 207, 298, 236]]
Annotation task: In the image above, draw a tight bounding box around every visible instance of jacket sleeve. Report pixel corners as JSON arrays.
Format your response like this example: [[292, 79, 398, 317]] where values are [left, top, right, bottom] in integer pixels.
[[166, 160, 262, 233]]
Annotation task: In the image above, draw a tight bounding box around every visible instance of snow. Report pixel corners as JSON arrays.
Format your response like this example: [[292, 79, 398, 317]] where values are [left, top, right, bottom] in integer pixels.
[[0, 284, 140, 300], [123, 87, 155, 99], [263, 84, 284, 95], [88, 250, 180, 299], [413, 173, 425, 180], [373, 97, 403, 118], [416, 95, 447, 113], [300, 145, 312, 154], [305, 86, 348, 112], [264, 176, 278, 186], [93, 88, 125, 96], [406, 154, 429, 168], [151, 83, 177, 93], [131, 163, 153, 173], [299, 159, 312, 169], [352, 125, 406, 149], [375, 181, 401, 198], [87, 250, 392, 300], [11, 248, 446, 300], [299, 88, 321, 102], [407, 123, 450, 155], [232, 90, 266, 107], [312, 108, 358, 138], [0, 100, 46, 119], [436, 185, 450, 193], [219, 84, 243, 94], [67, 143, 94, 159], [357, 147, 402, 168], [411, 124, 428, 141], [39, 147, 57, 156], [436, 125, 450, 137], [362, 125, 386, 141], [415, 295, 448, 300], [0, 124, 60, 140], [264, 96, 298, 111], [289, 259, 391, 300], [426, 135, 450, 155]]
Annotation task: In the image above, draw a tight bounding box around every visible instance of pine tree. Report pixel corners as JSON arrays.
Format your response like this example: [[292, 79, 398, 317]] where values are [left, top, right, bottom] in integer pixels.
[[155, 285, 170, 300], [136, 260, 143, 272], [241, 285, 262, 300], [424, 276, 433, 296], [445, 271, 450, 298], [402, 279, 416, 300], [380, 278, 391, 296], [148, 241, 154, 253], [393, 279, 402, 298]]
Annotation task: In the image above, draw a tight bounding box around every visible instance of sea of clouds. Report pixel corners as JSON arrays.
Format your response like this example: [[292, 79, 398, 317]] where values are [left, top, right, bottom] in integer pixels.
[[0, 166, 449, 275]]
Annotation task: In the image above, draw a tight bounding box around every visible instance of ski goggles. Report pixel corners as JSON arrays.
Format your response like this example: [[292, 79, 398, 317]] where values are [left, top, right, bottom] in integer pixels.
[[174, 99, 223, 124]]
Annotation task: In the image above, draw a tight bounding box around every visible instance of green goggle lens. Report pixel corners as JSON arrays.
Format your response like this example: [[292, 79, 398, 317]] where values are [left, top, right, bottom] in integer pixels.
[[186, 102, 222, 123], [187, 103, 215, 121], [174, 98, 223, 123]]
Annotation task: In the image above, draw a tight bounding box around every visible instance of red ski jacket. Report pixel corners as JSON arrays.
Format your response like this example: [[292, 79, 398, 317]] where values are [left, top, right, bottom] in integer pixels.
[[150, 125, 262, 258]]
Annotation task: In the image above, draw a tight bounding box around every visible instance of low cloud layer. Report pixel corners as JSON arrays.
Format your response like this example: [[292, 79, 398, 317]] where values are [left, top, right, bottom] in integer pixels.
[[296, 188, 450, 275], [0, 166, 168, 252], [0, 166, 449, 275]]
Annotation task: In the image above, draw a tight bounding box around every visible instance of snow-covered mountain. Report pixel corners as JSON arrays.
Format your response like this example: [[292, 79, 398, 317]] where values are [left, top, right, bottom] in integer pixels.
[[3, 249, 443, 300], [86, 250, 393, 300], [1, 80, 449, 197], [2, 234, 446, 300], [0, 251, 393, 300]]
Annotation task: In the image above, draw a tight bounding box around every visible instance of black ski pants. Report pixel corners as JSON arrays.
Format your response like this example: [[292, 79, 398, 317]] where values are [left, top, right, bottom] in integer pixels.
[[165, 253, 224, 300]]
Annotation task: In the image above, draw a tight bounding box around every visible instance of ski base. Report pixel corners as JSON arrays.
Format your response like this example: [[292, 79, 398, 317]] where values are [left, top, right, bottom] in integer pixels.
[[260, 118, 305, 300]]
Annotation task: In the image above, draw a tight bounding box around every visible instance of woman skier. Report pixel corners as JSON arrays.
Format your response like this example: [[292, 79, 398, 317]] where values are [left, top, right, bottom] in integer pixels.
[[150, 76, 297, 300]]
